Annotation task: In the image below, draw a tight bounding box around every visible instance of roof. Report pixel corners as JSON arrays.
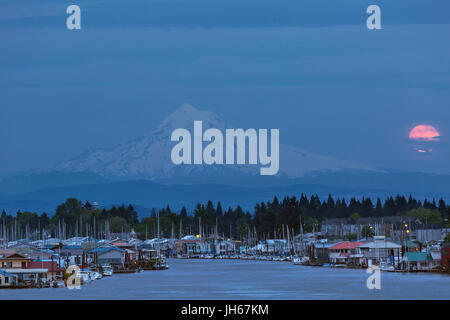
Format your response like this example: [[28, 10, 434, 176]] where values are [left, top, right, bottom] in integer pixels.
[[0, 253, 30, 260], [62, 245, 83, 249], [0, 249, 17, 257], [405, 252, 432, 262], [89, 247, 125, 253], [111, 242, 129, 247], [266, 239, 287, 245], [358, 241, 401, 249], [316, 243, 340, 249], [429, 251, 441, 260], [329, 242, 365, 250], [4, 268, 48, 274]]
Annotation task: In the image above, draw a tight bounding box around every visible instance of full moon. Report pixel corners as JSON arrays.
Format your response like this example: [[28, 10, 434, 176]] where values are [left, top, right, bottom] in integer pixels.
[[409, 125, 440, 141]]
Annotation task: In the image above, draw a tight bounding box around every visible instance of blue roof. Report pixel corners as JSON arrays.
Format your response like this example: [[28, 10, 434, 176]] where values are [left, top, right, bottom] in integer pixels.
[[0, 269, 13, 276], [88, 247, 125, 253]]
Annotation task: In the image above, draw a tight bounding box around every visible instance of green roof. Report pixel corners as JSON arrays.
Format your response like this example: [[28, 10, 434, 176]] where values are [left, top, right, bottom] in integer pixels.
[[394, 240, 416, 249], [405, 252, 431, 262]]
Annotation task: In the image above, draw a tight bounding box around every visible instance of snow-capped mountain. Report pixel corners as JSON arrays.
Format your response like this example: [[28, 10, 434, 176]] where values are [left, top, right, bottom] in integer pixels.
[[52, 104, 377, 182]]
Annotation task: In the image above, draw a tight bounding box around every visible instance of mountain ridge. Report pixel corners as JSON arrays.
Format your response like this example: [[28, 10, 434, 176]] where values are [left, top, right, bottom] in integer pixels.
[[1, 179, 449, 217], [48, 103, 378, 182]]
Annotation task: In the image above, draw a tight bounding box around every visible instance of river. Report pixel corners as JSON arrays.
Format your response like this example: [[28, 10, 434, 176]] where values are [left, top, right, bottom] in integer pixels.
[[1, 258, 449, 299]]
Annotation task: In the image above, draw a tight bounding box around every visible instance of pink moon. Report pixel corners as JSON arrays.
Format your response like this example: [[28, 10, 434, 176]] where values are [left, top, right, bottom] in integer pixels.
[[409, 125, 440, 141]]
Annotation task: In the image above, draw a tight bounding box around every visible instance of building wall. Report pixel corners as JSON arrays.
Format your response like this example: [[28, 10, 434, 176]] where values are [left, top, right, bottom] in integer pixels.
[[416, 229, 443, 243], [442, 247, 450, 267], [0, 259, 28, 269], [0, 274, 14, 286], [98, 251, 124, 265]]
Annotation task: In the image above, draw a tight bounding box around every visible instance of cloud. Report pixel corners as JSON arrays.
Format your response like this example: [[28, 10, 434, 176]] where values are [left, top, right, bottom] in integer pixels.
[[1, 24, 450, 91], [1, 0, 450, 29]]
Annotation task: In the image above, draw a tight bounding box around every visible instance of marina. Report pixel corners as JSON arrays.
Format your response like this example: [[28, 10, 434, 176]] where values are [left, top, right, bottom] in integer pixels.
[[0, 258, 448, 299], [0, 198, 449, 295]]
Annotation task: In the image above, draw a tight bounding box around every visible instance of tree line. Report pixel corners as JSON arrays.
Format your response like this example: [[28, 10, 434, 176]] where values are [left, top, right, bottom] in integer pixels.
[[1, 194, 449, 242]]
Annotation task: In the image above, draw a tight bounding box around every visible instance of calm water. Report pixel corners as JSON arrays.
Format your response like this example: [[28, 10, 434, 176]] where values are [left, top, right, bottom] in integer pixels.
[[1, 259, 449, 300]]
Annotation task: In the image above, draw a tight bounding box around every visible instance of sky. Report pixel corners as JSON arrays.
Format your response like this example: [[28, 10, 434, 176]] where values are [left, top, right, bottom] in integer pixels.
[[1, 0, 450, 175]]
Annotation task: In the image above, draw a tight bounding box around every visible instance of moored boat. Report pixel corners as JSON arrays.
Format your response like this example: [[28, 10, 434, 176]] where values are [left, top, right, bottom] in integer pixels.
[[101, 264, 113, 276], [293, 256, 310, 265]]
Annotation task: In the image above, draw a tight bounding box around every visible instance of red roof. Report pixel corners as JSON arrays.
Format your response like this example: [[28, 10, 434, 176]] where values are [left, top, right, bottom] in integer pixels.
[[112, 242, 129, 247], [329, 242, 365, 250], [28, 261, 64, 271]]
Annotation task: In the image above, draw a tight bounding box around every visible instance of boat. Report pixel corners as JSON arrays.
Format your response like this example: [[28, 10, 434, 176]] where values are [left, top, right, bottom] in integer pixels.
[[332, 264, 346, 268], [78, 270, 92, 284], [135, 267, 144, 273], [378, 262, 395, 271], [153, 256, 169, 270], [102, 264, 113, 276], [151, 211, 169, 270]]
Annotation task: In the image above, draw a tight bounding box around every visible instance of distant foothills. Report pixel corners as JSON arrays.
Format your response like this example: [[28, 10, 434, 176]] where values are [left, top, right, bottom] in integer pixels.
[[1, 105, 450, 215], [0, 194, 448, 242]]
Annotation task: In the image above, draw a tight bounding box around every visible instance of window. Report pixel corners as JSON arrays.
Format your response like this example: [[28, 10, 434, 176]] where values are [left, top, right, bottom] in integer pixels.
[[21, 262, 26, 268]]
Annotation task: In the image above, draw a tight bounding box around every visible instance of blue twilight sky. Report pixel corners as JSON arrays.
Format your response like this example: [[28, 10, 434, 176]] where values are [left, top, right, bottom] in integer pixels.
[[0, 0, 450, 175]]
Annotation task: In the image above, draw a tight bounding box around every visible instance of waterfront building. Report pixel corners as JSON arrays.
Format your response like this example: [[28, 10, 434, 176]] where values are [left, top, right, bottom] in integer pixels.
[[415, 228, 447, 243], [0, 269, 15, 287], [57, 245, 84, 264], [175, 237, 210, 255], [0, 253, 30, 269], [312, 240, 338, 262], [357, 236, 402, 266], [328, 242, 365, 266], [89, 247, 125, 267], [428, 248, 442, 268], [0, 255, 63, 285], [404, 252, 432, 271], [27, 260, 64, 281], [0, 268, 47, 286], [215, 240, 236, 255], [442, 244, 450, 267]]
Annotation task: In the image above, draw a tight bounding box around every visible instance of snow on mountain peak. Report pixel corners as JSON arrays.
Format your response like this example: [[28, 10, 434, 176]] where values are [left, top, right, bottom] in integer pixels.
[[53, 103, 377, 182], [156, 104, 226, 133]]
